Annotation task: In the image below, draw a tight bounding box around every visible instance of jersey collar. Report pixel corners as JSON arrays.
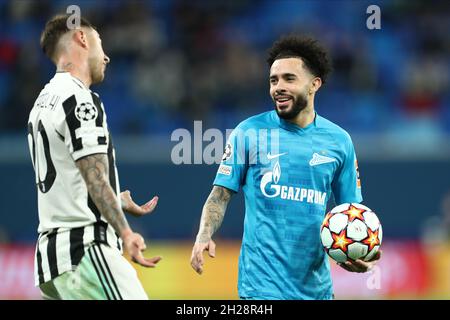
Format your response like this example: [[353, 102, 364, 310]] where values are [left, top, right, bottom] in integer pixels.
[[55, 71, 88, 90], [274, 111, 320, 133]]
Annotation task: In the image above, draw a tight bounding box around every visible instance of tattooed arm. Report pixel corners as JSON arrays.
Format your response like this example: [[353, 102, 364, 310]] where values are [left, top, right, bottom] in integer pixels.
[[196, 186, 232, 243], [75, 153, 131, 237], [76, 153, 162, 268], [191, 186, 233, 274]]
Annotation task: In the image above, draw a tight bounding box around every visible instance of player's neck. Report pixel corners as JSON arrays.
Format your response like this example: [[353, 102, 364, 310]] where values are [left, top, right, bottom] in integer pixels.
[[56, 60, 92, 88], [288, 106, 316, 128]]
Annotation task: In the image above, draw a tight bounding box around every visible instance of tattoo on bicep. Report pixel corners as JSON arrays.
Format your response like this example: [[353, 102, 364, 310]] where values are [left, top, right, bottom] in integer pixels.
[[76, 154, 129, 234], [197, 186, 232, 243]]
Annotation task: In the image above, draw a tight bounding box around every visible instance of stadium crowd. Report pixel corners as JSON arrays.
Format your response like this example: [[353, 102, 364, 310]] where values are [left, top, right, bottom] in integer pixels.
[[0, 0, 448, 136]]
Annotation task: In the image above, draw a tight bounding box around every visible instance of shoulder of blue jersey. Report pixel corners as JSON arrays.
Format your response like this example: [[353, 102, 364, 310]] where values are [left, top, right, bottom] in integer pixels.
[[316, 115, 353, 143], [233, 111, 275, 131]]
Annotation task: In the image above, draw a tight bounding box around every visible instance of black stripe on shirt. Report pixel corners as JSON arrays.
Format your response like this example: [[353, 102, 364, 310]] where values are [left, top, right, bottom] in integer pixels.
[[47, 229, 59, 279], [88, 94, 116, 196], [106, 134, 118, 195], [90, 93, 107, 146], [36, 243, 44, 284], [62, 95, 83, 152], [69, 227, 85, 268], [36, 231, 49, 285]]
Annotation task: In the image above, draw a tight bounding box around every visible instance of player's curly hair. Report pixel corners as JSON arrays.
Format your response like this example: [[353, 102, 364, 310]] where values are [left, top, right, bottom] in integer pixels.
[[267, 35, 332, 84]]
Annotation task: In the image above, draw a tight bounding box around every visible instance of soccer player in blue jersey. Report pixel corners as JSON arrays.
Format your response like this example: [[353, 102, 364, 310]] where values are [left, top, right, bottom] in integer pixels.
[[190, 36, 381, 299]]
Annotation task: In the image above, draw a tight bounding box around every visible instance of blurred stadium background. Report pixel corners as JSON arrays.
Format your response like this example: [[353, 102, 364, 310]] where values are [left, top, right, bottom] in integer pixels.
[[0, 0, 449, 299]]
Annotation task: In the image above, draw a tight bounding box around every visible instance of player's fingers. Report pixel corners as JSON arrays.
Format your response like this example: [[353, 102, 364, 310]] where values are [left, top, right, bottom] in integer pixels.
[[132, 250, 161, 267], [372, 250, 382, 261], [354, 259, 370, 268], [195, 264, 203, 275], [350, 260, 369, 273], [190, 255, 197, 270], [343, 261, 362, 272], [133, 254, 161, 268], [208, 240, 216, 258], [196, 249, 205, 267], [194, 246, 207, 273], [142, 196, 156, 207], [190, 253, 203, 274], [337, 262, 353, 272], [145, 256, 162, 266], [190, 246, 201, 267], [143, 196, 158, 212]]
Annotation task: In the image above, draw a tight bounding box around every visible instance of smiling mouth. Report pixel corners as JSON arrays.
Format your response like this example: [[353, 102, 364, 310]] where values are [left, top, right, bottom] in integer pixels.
[[275, 96, 293, 108]]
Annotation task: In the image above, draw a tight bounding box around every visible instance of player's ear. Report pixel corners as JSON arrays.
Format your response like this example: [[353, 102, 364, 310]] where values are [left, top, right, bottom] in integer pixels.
[[309, 77, 322, 95], [73, 29, 89, 49]]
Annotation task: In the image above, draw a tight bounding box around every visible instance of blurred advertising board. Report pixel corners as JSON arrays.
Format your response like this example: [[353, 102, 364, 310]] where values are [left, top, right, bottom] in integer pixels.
[[0, 244, 40, 299], [331, 241, 430, 299], [1, 241, 449, 299]]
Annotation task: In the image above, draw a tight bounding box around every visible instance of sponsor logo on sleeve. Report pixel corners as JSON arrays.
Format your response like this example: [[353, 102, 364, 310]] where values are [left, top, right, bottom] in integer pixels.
[[218, 164, 232, 176]]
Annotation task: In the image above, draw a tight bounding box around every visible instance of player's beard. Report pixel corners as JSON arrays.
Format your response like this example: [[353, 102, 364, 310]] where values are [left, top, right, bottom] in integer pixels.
[[89, 57, 105, 84], [274, 91, 308, 120]]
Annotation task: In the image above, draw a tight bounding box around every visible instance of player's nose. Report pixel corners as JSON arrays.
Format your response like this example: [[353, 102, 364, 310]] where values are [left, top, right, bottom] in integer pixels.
[[274, 88, 288, 96], [104, 55, 110, 64], [273, 80, 288, 93]]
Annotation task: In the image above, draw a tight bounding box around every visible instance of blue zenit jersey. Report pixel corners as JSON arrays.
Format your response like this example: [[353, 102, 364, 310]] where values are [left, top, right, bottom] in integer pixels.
[[213, 111, 362, 300]]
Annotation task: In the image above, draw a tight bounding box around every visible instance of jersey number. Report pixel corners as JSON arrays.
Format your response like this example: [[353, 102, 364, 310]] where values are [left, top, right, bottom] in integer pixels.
[[28, 121, 56, 193]]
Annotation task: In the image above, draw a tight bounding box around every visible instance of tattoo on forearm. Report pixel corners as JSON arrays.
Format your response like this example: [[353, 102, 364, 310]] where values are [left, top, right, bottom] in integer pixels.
[[196, 186, 232, 243], [76, 154, 129, 235]]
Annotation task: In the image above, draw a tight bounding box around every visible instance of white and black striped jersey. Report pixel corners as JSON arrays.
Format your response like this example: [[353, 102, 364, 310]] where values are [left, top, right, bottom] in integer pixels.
[[27, 72, 122, 286]]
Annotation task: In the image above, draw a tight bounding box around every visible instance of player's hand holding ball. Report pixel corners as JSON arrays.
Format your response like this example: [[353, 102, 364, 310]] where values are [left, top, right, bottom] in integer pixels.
[[320, 203, 382, 273]]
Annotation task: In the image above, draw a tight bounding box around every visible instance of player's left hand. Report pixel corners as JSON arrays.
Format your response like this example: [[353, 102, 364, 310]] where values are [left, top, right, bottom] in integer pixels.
[[337, 250, 382, 273], [120, 190, 158, 217]]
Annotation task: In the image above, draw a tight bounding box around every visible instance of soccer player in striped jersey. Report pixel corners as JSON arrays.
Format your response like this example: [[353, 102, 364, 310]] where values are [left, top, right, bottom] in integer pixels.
[[27, 14, 161, 300], [191, 36, 381, 299]]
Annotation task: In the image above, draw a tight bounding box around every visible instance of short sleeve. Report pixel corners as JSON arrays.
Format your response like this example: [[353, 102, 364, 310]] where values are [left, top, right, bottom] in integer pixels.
[[331, 134, 363, 204], [53, 91, 108, 161], [213, 126, 249, 193]]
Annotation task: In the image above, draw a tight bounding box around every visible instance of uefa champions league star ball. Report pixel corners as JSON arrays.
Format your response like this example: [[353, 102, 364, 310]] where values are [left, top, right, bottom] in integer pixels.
[[320, 203, 382, 263]]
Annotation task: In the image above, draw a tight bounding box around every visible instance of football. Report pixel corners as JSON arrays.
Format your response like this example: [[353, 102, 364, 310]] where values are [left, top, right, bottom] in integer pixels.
[[320, 203, 382, 263]]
